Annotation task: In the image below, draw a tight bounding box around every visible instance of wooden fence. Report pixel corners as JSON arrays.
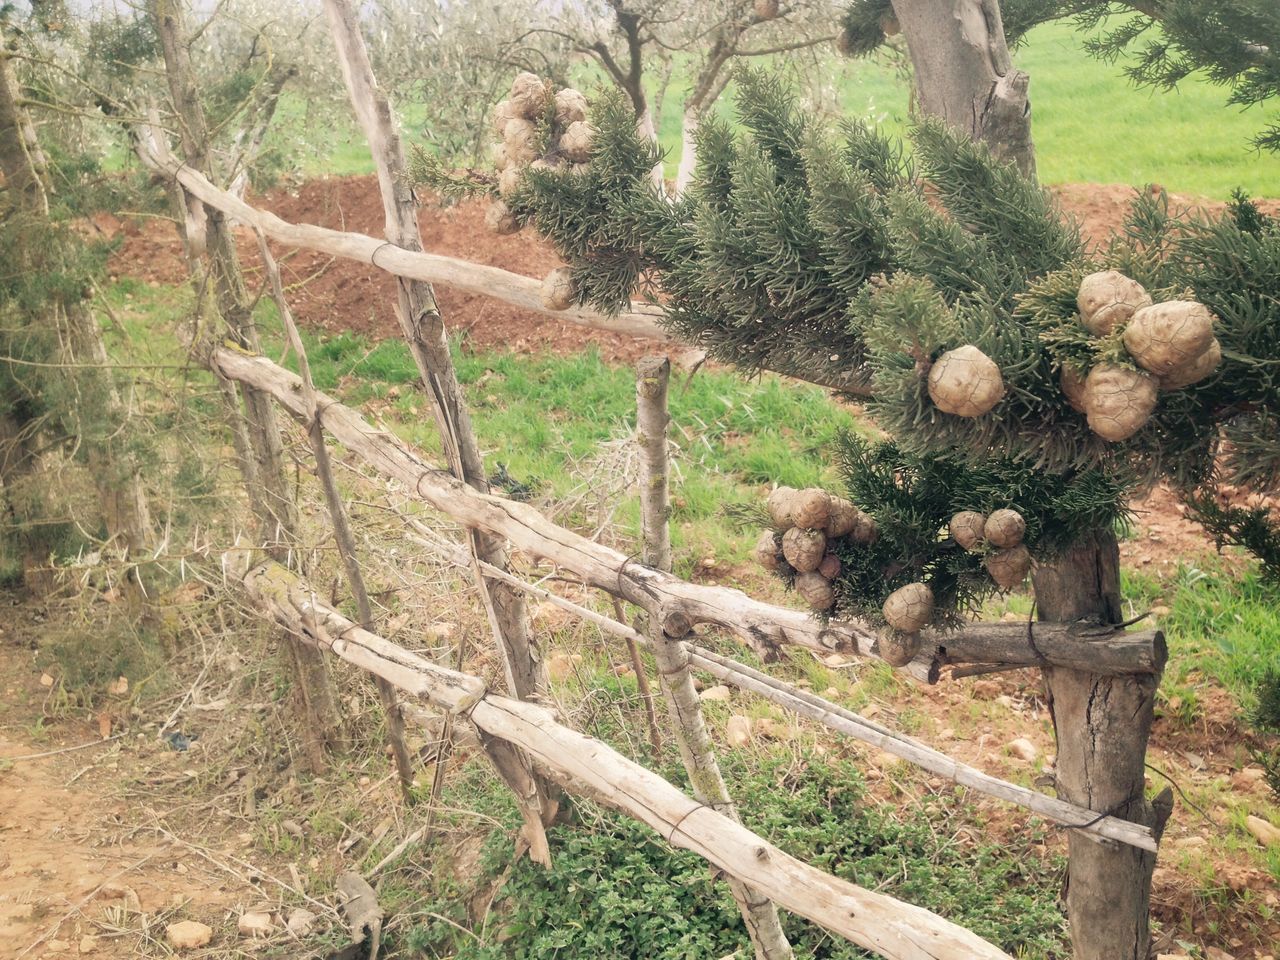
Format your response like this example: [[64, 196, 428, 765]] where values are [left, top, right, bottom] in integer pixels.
[[136, 2, 1169, 956]]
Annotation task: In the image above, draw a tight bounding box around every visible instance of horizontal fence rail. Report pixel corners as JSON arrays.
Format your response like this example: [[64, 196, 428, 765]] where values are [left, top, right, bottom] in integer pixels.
[[211, 344, 1165, 682], [242, 561, 1014, 960]]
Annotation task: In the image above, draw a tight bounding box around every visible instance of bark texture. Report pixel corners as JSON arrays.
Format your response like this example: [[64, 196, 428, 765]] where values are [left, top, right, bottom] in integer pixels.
[[1033, 529, 1170, 960], [148, 0, 343, 768], [890, 0, 1036, 177], [321, 0, 556, 848]]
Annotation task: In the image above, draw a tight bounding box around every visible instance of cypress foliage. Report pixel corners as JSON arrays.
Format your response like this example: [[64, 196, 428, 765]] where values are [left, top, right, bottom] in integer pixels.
[[438, 66, 1280, 617]]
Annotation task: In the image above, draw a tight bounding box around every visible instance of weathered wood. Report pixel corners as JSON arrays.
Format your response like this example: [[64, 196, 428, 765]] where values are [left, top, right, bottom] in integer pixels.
[[1034, 530, 1169, 960], [253, 230, 415, 796], [131, 139, 668, 339], [149, 0, 344, 769], [213, 345, 1164, 681], [240, 564, 1012, 960], [399, 487, 1158, 850], [321, 0, 554, 859], [636, 357, 793, 960], [890, 0, 1036, 177]]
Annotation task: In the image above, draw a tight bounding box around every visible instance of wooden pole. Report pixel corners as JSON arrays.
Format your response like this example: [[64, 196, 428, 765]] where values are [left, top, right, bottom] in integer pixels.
[[211, 344, 1165, 681], [320, 0, 556, 860], [635, 356, 794, 959], [241, 561, 1013, 960], [147, 0, 343, 770], [253, 230, 415, 797]]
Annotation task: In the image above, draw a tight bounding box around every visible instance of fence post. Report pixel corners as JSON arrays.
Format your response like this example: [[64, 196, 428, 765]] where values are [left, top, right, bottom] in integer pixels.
[[635, 356, 794, 960], [253, 231, 416, 798], [321, 0, 556, 862]]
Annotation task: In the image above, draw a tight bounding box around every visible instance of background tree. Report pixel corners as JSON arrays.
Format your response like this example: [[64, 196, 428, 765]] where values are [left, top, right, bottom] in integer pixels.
[[0, 19, 153, 598]]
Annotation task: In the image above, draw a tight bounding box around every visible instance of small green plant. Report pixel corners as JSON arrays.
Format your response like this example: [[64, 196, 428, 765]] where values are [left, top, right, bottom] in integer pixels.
[[396, 755, 1068, 959]]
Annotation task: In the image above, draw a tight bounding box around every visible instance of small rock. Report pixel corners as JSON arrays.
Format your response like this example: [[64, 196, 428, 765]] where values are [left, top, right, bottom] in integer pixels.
[[726, 715, 752, 748], [165, 921, 213, 950], [46, 940, 70, 953], [40, 673, 55, 687], [78, 935, 97, 954], [1155, 955, 1189, 960], [699, 685, 731, 702], [1006, 738, 1039, 762], [1175, 834, 1206, 848], [285, 908, 317, 937], [238, 911, 275, 938], [1204, 948, 1235, 960], [1245, 814, 1280, 848], [281, 819, 305, 838]]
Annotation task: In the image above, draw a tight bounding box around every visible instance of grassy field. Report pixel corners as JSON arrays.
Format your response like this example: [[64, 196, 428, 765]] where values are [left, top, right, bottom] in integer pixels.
[[292, 19, 1279, 199]]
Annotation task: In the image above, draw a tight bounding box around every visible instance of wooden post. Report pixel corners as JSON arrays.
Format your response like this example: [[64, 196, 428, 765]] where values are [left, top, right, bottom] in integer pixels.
[[1033, 531, 1172, 960], [320, 0, 556, 859], [636, 356, 794, 960], [253, 231, 415, 797], [147, 0, 343, 770]]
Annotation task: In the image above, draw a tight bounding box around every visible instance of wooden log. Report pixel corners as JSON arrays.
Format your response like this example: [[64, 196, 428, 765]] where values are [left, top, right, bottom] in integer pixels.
[[240, 563, 1012, 960], [635, 357, 794, 959], [132, 137, 668, 341], [214, 345, 1164, 680], [400, 520, 1155, 849]]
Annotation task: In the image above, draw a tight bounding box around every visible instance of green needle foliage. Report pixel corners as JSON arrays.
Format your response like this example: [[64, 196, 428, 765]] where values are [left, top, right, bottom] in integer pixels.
[[438, 65, 1280, 620]]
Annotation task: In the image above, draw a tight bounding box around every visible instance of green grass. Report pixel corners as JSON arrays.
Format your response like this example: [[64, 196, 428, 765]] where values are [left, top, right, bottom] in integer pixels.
[[282, 20, 1279, 198], [271, 321, 860, 581]]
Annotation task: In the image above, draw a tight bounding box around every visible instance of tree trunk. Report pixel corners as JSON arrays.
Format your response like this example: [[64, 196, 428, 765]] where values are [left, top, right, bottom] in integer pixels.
[[1033, 530, 1170, 960], [148, 0, 343, 769], [889, 0, 1036, 177], [0, 36, 152, 595], [675, 106, 701, 198]]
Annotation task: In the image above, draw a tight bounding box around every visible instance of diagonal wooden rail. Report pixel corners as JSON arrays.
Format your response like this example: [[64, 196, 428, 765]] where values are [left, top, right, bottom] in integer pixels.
[[210, 345, 1164, 679], [400, 519, 1156, 851], [241, 560, 1013, 960], [132, 139, 877, 395]]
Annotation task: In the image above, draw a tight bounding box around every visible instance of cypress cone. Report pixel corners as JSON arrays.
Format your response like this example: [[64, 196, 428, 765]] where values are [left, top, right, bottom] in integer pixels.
[[984, 509, 1026, 548], [882, 582, 934, 633], [949, 511, 986, 551], [1077, 270, 1152, 335], [782, 527, 826, 572], [927, 345, 1005, 417]]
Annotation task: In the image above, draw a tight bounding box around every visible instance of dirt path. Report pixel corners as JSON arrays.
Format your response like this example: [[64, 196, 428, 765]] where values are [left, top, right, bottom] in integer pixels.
[[0, 643, 249, 959]]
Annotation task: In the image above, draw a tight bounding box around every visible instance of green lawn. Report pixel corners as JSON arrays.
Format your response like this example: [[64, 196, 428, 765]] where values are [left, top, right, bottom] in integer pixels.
[[288, 20, 1277, 199]]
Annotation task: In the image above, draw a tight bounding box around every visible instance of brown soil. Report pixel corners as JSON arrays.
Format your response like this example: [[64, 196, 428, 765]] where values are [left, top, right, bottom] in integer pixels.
[[101, 176, 660, 365], [0, 636, 253, 959]]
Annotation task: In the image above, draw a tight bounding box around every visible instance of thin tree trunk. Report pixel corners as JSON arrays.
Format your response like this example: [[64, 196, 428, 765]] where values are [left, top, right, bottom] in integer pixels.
[[148, 0, 343, 770], [889, 0, 1036, 177], [1032, 530, 1171, 960], [636, 356, 793, 960], [321, 0, 557, 858], [256, 231, 415, 797], [0, 36, 152, 596]]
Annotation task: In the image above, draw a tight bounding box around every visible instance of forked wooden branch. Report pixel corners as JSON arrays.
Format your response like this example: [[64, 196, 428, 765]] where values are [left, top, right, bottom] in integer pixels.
[[399, 520, 1155, 850], [241, 562, 1012, 960], [213, 345, 1164, 680]]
